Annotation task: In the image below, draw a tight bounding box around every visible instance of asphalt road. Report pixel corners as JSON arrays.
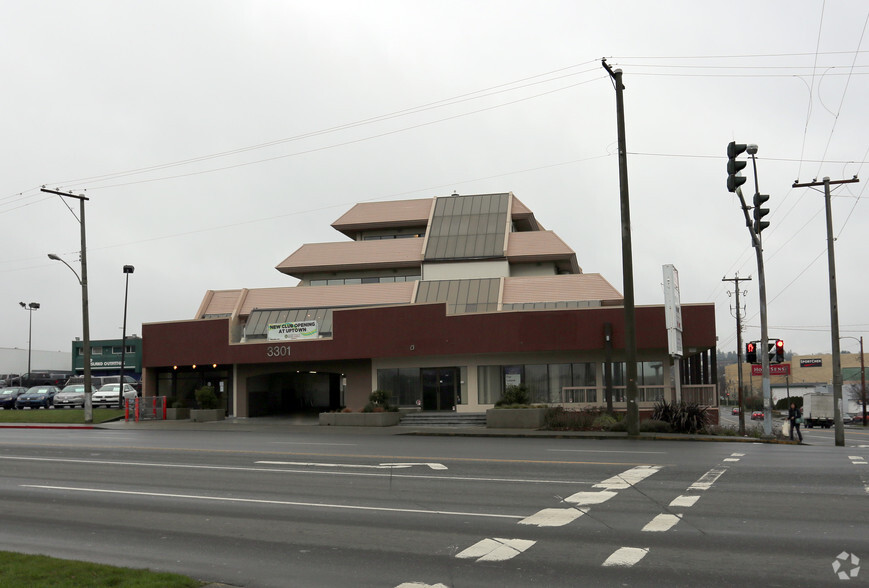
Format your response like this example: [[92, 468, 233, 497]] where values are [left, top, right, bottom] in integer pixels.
[[0, 424, 867, 587]]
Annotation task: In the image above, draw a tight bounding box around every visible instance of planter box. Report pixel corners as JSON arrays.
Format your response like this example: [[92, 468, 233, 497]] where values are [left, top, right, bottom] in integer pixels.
[[319, 412, 400, 427], [190, 408, 225, 422], [165, 408, 190, 420], [486, 407, 547, 429]]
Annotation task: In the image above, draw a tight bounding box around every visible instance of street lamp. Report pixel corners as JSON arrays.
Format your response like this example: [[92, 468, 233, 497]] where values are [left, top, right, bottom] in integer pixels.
[[19, 301, 40, 377], [48, 251, 92, 424], [118, 265, 135, 408], [841, 336, 867, 428]]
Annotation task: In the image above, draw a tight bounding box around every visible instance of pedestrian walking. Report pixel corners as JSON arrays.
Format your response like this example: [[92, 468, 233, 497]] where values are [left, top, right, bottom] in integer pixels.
[[788, 402, 803, 442]]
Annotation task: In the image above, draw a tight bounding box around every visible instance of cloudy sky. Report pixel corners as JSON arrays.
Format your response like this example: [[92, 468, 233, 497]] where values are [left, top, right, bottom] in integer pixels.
[[2, 0, 867, 360]]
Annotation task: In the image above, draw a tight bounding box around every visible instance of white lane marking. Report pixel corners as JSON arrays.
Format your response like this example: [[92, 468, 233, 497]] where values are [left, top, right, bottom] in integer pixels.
[[688, 467, 727, 491], [642, 513, 682, 532], [396, 583, 448, 588], [594, 465, 661, 490], [564, 490, 618, 506], [603, 547, 649, 567], [256, 461, 448, 470], [669, 495, 700, 508], [723, 458, 740, 462], [21, 485, 525, 520], [547, 449, 666, 454], [849, 456, 863, 460], [455, 538, 535, 562], [1, 455, 576, 485], [731, 453, 746, 457], [269, 442, 357, 446], [518, 507, 585, 527]]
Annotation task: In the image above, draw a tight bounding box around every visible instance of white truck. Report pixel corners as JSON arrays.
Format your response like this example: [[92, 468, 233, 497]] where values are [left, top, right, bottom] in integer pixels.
[[802, 392, 834, 428]]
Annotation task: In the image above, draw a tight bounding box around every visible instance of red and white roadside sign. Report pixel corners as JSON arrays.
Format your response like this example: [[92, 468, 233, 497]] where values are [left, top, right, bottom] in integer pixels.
[[751, 363, 791, 376]]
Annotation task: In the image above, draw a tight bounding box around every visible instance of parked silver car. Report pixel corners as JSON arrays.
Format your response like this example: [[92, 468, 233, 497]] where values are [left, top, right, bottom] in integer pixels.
[[53, 384, 97, 409]]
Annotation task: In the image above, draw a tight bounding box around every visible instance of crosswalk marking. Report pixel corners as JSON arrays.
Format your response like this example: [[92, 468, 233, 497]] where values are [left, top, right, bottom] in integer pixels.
[[594, 465, 661, 490], [519, 507, 585, 527], [564, 490, 617, 506], [642, 513, 682, 532], [455, 538, 536, 562], [603, 547, 649, 567], [669, 495, 700, 508]]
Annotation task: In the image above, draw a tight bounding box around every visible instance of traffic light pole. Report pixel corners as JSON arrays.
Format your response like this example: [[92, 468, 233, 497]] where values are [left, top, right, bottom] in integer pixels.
[[793, 176, 859, 447]]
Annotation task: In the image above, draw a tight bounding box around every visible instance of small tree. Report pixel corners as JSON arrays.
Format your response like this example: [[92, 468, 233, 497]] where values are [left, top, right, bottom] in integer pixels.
[[194, 385, 218, 410]]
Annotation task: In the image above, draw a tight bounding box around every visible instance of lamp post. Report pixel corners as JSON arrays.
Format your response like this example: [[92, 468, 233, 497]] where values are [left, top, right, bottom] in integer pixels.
[[19, 301, 40, 377], [48, 252, 92, 423], [841, 336, 867, 427], [118, 265, 135, 408]]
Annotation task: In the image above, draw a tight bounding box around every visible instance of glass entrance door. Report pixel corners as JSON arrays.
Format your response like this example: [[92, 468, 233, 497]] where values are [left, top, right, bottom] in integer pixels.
[[421, 367, 458, 411]]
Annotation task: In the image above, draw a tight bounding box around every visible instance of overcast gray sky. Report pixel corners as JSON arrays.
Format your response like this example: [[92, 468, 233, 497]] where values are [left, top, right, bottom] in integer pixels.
[[2, 0, 868, 359]]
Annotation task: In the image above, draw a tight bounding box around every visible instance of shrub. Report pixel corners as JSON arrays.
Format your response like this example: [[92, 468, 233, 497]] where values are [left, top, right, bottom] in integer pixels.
[[369, 390, 389, 406], [194, 385, 218, 410], [652, 399, 709, 434], [545, 406, 610, 430], [640, 418, 672, 433], [496, 385, 529, 407], [592, 414, 618, 430]]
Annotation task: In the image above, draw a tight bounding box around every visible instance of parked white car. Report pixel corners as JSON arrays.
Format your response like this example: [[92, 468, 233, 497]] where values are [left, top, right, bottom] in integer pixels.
[[92, 383, 138, 407]]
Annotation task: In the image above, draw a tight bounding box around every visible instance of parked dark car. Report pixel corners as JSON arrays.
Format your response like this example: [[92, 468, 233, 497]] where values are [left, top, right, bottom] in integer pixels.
[[20, 372, 72, 388], [0, 373, 21, 386], [0, 387, 28, 409], [15, 386, 60, 409]]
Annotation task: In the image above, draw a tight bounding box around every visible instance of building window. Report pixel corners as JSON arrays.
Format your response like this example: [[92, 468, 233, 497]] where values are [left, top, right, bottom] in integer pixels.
[[91, 347, 102, 355], [376, 368, 421, 407]]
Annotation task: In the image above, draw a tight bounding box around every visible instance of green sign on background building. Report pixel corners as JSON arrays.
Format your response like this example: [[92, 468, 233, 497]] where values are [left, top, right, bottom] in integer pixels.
[[71, 336, 143, 377]]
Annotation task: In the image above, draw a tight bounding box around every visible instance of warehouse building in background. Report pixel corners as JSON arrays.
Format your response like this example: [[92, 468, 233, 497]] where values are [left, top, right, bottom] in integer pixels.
[[141, 192, 717, 417]]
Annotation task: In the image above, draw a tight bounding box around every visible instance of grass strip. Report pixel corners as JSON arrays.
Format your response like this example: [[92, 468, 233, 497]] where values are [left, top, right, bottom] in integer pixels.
[[0, 551, 203, 587], [0, 408, 125, 424]]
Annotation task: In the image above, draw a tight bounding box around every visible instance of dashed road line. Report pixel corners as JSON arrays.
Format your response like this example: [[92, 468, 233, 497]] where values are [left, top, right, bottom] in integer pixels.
[[564, 489, 618, 506], [668, 495, 700, 508], [688, 466, 728, 491], [848, 455, 867, 465]]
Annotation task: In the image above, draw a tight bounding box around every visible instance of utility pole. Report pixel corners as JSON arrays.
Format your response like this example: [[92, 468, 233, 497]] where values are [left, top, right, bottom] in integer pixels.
[[602, 58, 639, 436], [723, 274, 751, 435], [42, 187, 93, 424], [793, 175, 859, 447]]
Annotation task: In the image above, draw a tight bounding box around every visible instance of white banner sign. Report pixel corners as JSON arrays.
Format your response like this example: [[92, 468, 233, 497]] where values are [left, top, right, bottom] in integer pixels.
[[267, 320, 319, 341], [663, 264, 683, 357]]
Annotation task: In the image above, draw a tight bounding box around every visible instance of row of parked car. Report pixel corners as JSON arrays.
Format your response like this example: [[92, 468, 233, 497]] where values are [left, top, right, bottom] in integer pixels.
[[0, 382, 138, 410]]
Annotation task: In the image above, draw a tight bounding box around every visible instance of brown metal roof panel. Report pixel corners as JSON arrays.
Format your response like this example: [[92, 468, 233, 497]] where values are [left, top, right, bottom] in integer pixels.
[[199, 289, 243, 317], [239, 282, 415, 315], [502, 274, 623, 304], [276, 238, 424, 275], [331, 198, 434, 233]]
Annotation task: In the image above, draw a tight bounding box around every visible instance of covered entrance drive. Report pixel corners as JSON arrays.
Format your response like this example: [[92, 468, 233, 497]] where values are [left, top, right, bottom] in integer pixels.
[[421, 367, 459, 411]]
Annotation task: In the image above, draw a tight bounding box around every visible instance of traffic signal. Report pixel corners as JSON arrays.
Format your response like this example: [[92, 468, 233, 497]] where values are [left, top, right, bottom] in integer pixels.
[[727, 142, 748, 193], [753, 192, 770, 234], [773, 339, 784, 363], [746, 341, 757, 364]]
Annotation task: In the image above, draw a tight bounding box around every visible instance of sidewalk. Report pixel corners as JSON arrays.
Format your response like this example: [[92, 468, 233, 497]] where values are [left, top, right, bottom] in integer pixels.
[[83, 415, 796, 443]]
